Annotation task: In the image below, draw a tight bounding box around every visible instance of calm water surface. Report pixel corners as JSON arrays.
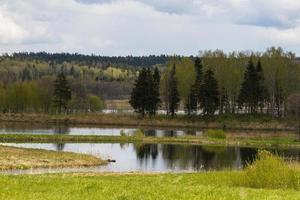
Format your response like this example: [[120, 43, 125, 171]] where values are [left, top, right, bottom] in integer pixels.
[[3, 143, 300, 174], [0, 122, 294, 138]]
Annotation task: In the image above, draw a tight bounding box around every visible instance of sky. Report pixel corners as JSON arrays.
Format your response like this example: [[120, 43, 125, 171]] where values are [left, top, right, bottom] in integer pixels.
[[0, 0, 300, 56]]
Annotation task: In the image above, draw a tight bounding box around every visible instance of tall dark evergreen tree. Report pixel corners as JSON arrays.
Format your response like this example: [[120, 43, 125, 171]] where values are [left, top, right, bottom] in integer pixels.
[[130, 68, 160, 116], [168, 64, 180, 117], [152, 67, 161, 115], [199, 69, 219, 116], [144, 68, 155, 115], [130, 68, 147, 116], [52, 72, 71, 114], [185, 57, 203, 115], [256, 60, 269, 113], [238, 59, 258, 113]]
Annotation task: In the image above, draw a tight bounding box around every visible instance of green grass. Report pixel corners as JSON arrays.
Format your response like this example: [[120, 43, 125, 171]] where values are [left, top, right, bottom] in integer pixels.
[[0, 172, 300, 200], [204, 129, 227, 139], [0, 145, 106, 170], [0, 112, 296, 131], [235, 150, 299, 190], [0, 134, 299, 148]]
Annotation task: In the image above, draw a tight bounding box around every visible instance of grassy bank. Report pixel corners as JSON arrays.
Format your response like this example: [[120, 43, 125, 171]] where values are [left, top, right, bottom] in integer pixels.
[[0, 145, 106, 170], [0, 134, 299, 148], [0, 172, 299, 200], [0, 149, 299, 199], [0, 113, 296, 131]]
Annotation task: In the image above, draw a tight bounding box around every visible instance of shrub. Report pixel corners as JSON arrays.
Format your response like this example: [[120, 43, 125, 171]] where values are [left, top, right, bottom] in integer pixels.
[[204, 129, 226, 139], [120, 129, 126, 136], [133, 129, 144, 137], [235, 150, 299, 190]]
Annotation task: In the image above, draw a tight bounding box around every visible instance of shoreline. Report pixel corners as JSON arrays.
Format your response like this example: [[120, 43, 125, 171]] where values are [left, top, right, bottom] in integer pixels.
[[0, 134, 299, 149], [0, 145, 107, 170], [0, 113, 297, 131]]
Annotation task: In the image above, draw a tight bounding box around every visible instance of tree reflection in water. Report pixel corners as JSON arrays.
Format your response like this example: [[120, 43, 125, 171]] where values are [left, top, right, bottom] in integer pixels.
[[134, 144, 259, 171]]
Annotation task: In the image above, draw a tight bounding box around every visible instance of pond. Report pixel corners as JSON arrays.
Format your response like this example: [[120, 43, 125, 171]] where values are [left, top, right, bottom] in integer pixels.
[[2, 143, 300, 174]]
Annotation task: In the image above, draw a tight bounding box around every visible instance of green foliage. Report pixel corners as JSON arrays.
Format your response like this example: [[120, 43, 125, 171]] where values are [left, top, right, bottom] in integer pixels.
[[130, 68, 160, 116], [173, 57, 196, 101], [120, 129, 126, 136], [238, 59, 269, 114], [133, 129, 144, 137], [235, 150, 299, 190], [2, 171, 300, 200], [185, 57, 202, 115], [52, 73, 72, 113], [168, 64, 180, 117], [204, 129, 227, 139], [199, 69, 219, 116], [88, 95, 104, 112]]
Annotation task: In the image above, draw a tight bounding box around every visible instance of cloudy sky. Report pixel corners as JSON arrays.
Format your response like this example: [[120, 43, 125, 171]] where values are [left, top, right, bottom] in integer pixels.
[[0, 0, 300, 55]]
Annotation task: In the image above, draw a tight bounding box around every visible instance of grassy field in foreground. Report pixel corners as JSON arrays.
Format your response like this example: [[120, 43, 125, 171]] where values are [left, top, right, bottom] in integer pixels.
[[0, 145, 106, 170], [0, 134, 299, 148], [0, 172, 299, 200]]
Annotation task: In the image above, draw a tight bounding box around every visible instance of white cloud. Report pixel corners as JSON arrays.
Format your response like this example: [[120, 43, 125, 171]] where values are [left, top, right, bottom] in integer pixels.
[[0, 0, 300, 55], [0, 10, 27, 44]]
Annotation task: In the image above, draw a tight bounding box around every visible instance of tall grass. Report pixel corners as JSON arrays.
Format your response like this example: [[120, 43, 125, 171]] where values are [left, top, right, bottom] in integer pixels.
[[235, 150, 299, 190], [204, 129, 226, 139], [132, 129, 144, 137]]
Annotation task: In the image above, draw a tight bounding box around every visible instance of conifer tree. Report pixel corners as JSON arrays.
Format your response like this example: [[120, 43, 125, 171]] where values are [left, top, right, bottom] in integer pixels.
[[144, 68, 155, 115], [151, 67, 161, 115], [194, 57, 203, 102], [168, 64, 180, 117], [256, 60, 269, 113], [185, 57, 203, 115], [52, 72, 71, 114], [199, 69, 219, 116], [130, 68, 160, 116], [130, 68, 147, 116], [238, 59, 258, 113]]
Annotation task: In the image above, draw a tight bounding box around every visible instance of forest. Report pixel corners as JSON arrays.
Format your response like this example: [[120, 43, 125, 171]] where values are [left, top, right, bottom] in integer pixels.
[[0, 47, 299, 117], [131, 47, 300, 118]]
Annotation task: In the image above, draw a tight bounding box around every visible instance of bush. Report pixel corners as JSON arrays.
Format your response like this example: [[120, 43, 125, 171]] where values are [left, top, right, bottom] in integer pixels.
[[120, 129, 126, 136], [88, 95, 105, 112], [235, 150, 299, 190], [133, 129, 144, 137], [204, 129, 226, 139]]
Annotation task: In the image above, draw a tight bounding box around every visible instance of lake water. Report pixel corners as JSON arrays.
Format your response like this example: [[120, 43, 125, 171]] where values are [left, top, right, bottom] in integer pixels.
[[0, 122, 294, 138], [2, 143, 300, 174], [0, 122, 298, 174]]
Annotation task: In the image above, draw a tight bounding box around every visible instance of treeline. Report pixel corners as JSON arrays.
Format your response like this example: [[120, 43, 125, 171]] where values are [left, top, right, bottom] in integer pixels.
[[0, 73, 104, 113], [131, 47, 300, 118], [5, 52, 173, 68], [0, 55, 137, 99]]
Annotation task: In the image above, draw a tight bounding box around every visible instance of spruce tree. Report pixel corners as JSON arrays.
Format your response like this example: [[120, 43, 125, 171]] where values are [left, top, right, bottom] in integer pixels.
[[144, 68, 155, 115], [168, 64, 180, 117], [256, 60, 269, 113], [199, 69, 219, 116], [152, 67, 161, 115], [194, 57, 203, 102], [238, 59, 258, 113], [130, 68, 147, 116], [52, 72, 71, 114], [185, 57, 203, 115], [130, 68, 160, 116]]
